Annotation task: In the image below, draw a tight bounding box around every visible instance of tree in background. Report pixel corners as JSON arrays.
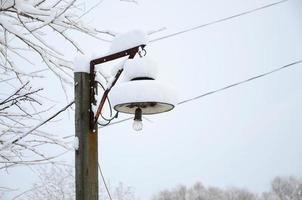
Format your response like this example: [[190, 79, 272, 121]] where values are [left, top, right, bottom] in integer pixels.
[[152, 182, 257, 200], [225, 188, 257, 200], [262, 176, 302, 200], [8, 165, 139, 200], [13, 166, 75, 200], [152, 176, 302, 200], [2, 173, 301, 200]]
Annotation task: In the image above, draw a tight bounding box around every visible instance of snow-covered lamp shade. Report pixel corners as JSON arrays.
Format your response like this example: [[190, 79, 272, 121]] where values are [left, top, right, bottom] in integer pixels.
[[110, 57, 177, 131]]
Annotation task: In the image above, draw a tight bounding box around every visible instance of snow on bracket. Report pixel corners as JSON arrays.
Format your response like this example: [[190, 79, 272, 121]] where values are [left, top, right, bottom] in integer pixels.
[[73, 30, 147, 73], [109, 30, 148, 54]]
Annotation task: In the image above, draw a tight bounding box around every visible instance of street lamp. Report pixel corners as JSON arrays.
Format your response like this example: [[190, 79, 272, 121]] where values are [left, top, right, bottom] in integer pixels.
[[90, 30, 177, 131], [109, 57, 177, 131], [75, 30, 177, 200]]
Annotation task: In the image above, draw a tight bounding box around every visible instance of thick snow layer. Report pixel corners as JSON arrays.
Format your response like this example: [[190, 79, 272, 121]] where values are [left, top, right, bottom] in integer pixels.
[[109, 80, 177, 114], [73, 53, 91, 73], [109, 30, 148, 54], [123, 57, 158, 81]]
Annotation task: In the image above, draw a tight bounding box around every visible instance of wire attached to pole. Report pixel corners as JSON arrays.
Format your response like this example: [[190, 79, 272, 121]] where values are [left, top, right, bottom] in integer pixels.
[[177, 59, 302, 105], [98, 162, 113, 200]]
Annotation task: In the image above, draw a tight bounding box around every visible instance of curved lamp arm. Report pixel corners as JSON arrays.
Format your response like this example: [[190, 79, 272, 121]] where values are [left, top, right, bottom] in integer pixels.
[[90, 45, 146, 130]]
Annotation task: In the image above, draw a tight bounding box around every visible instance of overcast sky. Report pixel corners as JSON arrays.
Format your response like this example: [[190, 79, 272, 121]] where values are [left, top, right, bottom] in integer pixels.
[[1, 0, 302, 199]]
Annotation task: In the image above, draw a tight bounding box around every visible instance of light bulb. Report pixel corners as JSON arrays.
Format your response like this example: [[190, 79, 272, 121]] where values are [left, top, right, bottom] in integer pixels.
[[132, 119, 143, 131], [133, 107, 143, 131]]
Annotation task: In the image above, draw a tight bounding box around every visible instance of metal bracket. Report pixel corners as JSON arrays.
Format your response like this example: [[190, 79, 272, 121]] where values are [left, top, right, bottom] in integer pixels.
[[89, 45, 146, 131]]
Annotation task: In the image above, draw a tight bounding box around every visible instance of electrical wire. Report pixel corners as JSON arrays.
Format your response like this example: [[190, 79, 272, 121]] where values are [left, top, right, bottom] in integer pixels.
[[99, 117, 133, 129], [101, 112, 118, 122], [96, 81, 113, 117], [97, 112, 119, 126], [97, 120, 111, 126], [177, 59, 302, 105], [150, 0, 289, 43], [95, 80, 120, 126], [98, 59, 302, 128], [98, 162, 113, 200]]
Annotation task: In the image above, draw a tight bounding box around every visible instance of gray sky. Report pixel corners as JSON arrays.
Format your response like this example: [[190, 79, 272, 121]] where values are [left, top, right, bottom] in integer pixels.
[[1, 0, 302, 199]]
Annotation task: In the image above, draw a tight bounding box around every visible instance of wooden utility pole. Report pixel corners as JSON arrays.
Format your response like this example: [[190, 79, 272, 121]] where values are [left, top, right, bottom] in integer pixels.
[[75, 72, 98, 200]]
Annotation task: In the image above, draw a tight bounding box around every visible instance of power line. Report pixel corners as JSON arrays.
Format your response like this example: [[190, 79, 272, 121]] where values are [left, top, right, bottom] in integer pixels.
[[99, 59, 302, 128], [99, 117, 132, 129], [98, 162, 113, 200], [150, 0, 289, 43], [177, 59, 302, 105]]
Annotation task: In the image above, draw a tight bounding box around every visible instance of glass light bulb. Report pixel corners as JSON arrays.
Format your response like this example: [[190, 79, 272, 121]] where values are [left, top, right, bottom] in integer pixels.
[[132, 120, 143, 131]]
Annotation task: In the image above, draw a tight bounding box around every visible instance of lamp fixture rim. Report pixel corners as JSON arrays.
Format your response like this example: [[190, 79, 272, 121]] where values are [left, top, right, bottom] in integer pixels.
[[113, 101, 175, 115]]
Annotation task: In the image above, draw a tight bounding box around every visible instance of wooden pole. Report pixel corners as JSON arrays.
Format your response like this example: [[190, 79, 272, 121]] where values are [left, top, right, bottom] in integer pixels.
[[75, 72, 98, 200]]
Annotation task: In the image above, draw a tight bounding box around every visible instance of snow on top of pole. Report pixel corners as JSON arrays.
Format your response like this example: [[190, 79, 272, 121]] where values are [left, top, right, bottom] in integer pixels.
[[73, 53, 91, 73], [109, 30, 148, 54]]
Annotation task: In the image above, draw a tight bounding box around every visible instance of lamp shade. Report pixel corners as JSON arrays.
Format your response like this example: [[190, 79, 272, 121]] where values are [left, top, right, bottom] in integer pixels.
[[110, 80, 177, 115]]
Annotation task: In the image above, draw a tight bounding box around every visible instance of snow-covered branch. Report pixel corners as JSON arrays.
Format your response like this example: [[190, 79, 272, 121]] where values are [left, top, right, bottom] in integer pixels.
[[0, 0, 113, 82], [0, 79, 75, 169], [0, 0, 114, 170]]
